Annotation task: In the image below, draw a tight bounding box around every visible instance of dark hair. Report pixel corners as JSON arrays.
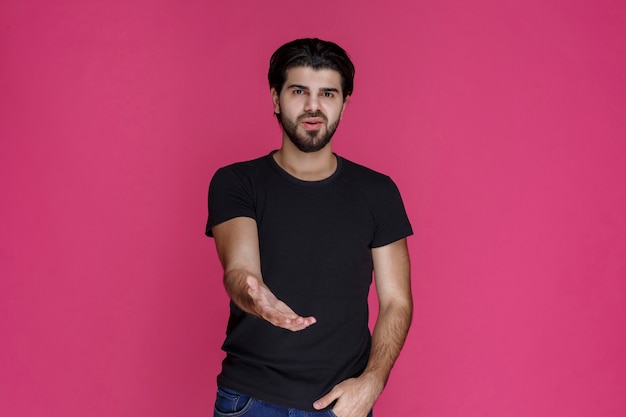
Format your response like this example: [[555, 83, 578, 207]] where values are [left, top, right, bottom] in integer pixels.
[[268, 38, 355, 99]]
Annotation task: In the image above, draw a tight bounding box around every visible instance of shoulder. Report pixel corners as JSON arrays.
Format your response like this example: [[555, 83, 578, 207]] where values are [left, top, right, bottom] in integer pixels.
[[216, 154, 269, 175], [212, 154, 272, 183], [339, 156, 397, 190], [338, 156, 409, 212]]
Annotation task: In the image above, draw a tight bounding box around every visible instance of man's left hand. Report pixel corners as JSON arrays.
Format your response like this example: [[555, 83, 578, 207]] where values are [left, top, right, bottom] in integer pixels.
[[312, 373, 384, 417]]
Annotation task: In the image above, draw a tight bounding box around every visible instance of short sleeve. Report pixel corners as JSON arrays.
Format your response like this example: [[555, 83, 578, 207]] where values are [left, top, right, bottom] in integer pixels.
[[370, 176, 413, 248], [205, 166, 256, 237]]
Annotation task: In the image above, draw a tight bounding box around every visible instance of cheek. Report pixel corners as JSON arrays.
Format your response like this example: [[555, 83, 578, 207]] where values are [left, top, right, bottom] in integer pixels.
[[328, 105, 344, 121]]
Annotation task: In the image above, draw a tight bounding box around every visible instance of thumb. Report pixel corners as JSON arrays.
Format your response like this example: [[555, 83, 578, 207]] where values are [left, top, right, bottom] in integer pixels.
[[313, 387, 340, 410], [245, 275, 260, 292]]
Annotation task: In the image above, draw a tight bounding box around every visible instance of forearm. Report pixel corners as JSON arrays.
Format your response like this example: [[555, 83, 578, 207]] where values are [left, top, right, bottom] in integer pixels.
[[312, 299, 412, 415], [362, 300, 413, 390]]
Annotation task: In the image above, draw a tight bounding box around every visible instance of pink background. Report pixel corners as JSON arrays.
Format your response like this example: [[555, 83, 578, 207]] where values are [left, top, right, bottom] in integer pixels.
[[2, 0, 625, 416]]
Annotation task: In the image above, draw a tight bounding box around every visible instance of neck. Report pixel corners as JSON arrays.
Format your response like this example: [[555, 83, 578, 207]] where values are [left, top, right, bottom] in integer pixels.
[[273, 140, 337, 181]]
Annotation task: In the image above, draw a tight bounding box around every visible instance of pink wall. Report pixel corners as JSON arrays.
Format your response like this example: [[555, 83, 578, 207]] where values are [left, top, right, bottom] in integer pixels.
[[2, 0, 625, 416]]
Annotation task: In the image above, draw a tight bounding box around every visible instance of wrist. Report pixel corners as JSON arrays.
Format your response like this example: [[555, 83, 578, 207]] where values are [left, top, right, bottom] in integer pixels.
[[359, 369, 386, 396]]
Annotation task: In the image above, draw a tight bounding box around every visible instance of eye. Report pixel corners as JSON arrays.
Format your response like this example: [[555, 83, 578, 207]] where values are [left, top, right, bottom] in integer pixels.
[[322, 92, 334, 98], [293, 89, 305, 95]]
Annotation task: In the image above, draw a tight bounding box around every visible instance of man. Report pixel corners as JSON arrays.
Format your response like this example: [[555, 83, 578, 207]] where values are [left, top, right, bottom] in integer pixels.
[[206, 38, 413, 417]]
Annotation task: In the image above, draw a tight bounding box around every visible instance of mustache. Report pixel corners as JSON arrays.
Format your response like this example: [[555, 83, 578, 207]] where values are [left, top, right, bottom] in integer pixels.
[[298, 111, 327, 122]]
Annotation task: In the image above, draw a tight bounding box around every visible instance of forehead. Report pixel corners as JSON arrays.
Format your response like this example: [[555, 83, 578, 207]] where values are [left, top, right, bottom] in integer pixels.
[[283, 66, 343, 91]]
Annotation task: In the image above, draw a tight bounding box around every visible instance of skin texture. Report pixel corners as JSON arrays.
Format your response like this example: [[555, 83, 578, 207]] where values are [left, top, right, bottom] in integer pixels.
[[271, 67, 347, 181], [273, 67, 345, 154], [212, 66, 412, 417]]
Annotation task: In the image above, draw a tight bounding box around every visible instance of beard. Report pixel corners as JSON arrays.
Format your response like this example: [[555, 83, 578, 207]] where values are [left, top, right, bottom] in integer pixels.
[[279, 111, 341, 153]]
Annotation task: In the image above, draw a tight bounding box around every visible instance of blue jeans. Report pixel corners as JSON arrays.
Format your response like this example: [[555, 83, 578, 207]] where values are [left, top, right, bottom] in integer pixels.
[[214, 387, 374, 417]]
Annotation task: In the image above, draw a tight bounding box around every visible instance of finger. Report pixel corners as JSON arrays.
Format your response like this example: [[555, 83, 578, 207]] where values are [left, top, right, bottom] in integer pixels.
[[290, 316, 316, 330], [263, 299, 317, 329], [301, 316, 317, 327], [273, 315, 317, 331], [313, 386, 340, 410], [278, 316, 316, 331]]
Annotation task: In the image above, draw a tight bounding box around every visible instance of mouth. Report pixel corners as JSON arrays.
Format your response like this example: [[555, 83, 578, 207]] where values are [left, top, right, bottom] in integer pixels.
[[301, 117, 324, 130]]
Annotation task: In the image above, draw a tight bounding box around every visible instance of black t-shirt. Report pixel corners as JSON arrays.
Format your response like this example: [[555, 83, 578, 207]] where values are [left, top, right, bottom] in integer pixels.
[[206, 152, 412, 410]]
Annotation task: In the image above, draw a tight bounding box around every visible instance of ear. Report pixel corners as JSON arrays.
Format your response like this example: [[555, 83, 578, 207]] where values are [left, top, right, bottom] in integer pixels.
[[340, 95, 350, 120], [271, 88, 280, 114]]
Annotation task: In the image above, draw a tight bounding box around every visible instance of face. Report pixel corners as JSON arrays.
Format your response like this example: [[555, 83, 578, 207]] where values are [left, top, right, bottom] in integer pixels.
[[272, 66, 348, 153]]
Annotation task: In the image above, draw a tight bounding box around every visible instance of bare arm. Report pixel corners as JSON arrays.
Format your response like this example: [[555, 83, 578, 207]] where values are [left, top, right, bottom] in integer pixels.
[[313, 238, 412, 417], [361, 238, 413, 386], [212, 217, 316, 331]]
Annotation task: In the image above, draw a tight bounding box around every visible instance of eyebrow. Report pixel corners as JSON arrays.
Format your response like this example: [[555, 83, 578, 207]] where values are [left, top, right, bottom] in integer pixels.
[[287, 84, 340, 93]]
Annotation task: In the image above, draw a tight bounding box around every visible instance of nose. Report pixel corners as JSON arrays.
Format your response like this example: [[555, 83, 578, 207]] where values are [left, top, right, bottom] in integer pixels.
[[304, 94, 320, 112]]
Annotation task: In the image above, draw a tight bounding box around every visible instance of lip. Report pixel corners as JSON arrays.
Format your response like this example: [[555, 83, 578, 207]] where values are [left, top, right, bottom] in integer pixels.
[[301, 117, 324, 130]]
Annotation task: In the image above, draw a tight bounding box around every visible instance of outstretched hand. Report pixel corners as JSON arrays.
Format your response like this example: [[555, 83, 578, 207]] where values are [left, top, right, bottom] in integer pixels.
[[245, 275, 316, 331]]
